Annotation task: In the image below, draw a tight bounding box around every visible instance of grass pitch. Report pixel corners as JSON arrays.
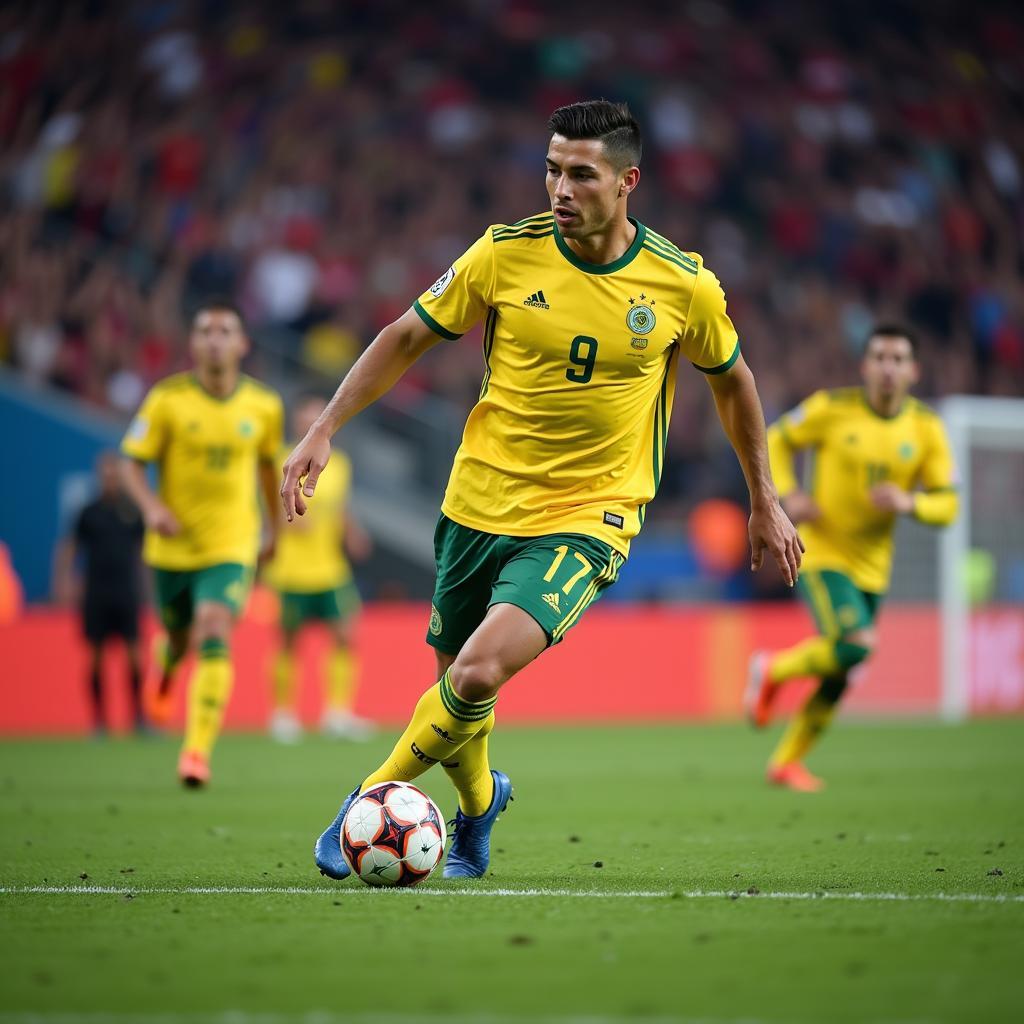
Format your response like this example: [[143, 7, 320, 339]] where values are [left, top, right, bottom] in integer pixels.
[[1, 720, 1021, 1024]]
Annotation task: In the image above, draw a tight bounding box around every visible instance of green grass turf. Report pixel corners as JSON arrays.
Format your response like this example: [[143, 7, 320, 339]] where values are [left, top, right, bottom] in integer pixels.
[[0, 720, 1021, 1024]]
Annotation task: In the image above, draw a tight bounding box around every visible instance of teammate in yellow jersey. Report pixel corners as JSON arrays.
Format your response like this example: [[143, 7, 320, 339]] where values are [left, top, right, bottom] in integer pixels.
[[121, 300, 284, 787], [280, 100, 802, 880], [263, 394, 373, 743], [745, 325, 959, 792]]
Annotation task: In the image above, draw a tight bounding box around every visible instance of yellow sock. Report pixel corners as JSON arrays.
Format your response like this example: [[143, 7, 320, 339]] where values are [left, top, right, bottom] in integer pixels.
[[769, 636, 840, 683], [183, 639, 233, 759], [442, 711, 495, 816], [769, 692, 836, 767], [326, 648, 356, 711], [361, 669, 495, 791], [273, 649, 296, 709]]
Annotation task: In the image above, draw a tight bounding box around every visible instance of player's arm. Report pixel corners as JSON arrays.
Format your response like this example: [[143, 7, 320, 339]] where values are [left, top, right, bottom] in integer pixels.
[[706, 357, 804, 586], [766, 413, 822, 526], [283, 231, 494, 520], [282, 308, 444, 520], [120, 459, 180, 537], [871, 415, 959, 525], [51, 533, 78, 607], [258, 457, 281, 564]]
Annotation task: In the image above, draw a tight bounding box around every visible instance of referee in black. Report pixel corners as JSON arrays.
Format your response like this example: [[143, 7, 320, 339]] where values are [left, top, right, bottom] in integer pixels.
[[53, 451, 147, 734]]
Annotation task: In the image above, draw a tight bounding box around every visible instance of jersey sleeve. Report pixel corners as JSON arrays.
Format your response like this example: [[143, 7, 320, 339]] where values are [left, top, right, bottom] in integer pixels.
[[681, 265, 740, 373], [259, 393, 285, 461], [412, 231, 495, 340], [776, 390, 833, 448], [913, 414, 960, 526], [121, 386, 168, 462]]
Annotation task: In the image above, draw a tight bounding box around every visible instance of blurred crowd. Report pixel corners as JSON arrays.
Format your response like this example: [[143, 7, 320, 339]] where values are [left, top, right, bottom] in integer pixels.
[[2, 0, 1023, 517]]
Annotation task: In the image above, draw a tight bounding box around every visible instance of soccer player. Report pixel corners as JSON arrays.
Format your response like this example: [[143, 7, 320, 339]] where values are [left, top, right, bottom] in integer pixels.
[[746, 325, 958, 791], [52, 451, 146, 735], [281, 101, 802, 879], [263, 394, 373, 743], [121, 300, 284, 786]]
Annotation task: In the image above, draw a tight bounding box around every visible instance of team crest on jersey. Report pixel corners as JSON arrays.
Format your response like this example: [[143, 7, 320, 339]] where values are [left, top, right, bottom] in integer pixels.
[[899, 442, 915, 460], [429, 603, 443, 636], [430, 266, 455, 298], [238, 419, 254, 437], [626, 294, 656, 335]]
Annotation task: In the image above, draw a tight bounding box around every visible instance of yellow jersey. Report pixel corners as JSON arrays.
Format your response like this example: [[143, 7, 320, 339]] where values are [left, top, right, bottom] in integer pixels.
[[413, 212, 739, 556], [121, 372, 284, 571], [263, 447, 353, 593], [768, 388, 958, 593]]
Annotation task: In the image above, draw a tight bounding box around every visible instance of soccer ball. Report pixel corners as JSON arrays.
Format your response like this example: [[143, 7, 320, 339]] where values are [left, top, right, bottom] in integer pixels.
[[341, 781, 446, 887]]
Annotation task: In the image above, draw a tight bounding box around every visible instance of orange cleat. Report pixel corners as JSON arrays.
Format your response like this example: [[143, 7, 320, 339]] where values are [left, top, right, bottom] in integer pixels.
[[177, 750, 210, 788], [744, 650, 780, 729], [144, 680, 175, 728], [767, 761, 825, 793]]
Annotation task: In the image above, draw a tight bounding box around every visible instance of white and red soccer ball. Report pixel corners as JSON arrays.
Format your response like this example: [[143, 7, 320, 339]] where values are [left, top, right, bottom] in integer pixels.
[[341, 781, 446, 887]]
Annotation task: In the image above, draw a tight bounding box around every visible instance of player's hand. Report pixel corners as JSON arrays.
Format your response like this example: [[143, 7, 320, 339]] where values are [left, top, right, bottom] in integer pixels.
[[281, 427, 332, 522], [749, 498, 804, 587], [781, 491, 822, 525], [870, 483, 915, 514], [144, 501, 180, 537]]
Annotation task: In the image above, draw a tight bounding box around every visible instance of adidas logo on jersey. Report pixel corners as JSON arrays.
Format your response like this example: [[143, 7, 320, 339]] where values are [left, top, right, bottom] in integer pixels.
[[524, 290, 550, 309], [542, 592, 561, 613]]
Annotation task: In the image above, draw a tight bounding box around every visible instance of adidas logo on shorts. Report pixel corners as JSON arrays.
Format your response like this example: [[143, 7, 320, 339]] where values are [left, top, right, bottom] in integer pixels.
[[542, 592, 561, 613]]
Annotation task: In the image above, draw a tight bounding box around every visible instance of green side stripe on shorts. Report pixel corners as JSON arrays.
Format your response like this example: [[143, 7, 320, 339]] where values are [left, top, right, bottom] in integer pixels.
[[440, 670, 497, 722], [805, 571, 839, 638], [552, 553, 624, 641]]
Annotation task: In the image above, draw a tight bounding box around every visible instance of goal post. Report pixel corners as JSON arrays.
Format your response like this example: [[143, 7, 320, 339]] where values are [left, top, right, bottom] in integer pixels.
[[939, 396, 1024, 721]]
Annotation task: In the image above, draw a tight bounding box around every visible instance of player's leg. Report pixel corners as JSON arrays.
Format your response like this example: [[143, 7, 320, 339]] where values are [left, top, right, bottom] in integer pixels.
[[179, 564, 251, 786], [270, 593, 303, 743], [320, 583, 372, 739], [146, 569, 193, 725], [440, 532, 623, 877], [81, 596, 106, 734], [747, 570, 866, 727], [313, 515, 499, 878], [768, 575, 878, 790], [86, 642, 105, 736]]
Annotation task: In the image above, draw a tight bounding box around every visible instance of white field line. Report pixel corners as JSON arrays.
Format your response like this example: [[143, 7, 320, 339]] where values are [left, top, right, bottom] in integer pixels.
[[0, 1014, 785, 1024], [0, 884, 1020, 904]]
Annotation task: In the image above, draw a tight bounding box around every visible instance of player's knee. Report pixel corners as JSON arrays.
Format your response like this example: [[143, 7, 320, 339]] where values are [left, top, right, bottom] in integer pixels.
[[193, 603, 232, 644], [818, 673, 849, 705], [448, 655, 508, 703], [834, 630, 873, 669]]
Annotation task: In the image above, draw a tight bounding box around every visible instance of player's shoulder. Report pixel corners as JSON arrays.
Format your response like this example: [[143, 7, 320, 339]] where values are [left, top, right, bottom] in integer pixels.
[[906, 396, 945, 433], [488, 212, 556, 246], [148, 371, 195, 397], [640, 224, 702, 278], [822, 386, 863, 408], [240, 374, 283, 406]]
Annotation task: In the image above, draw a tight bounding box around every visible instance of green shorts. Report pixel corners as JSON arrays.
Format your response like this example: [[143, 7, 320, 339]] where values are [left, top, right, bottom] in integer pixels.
[[152, 563, 253, 632], [427, 514, 625, 654], [798, 569, 884, 638], [279, 582, 361, 633]]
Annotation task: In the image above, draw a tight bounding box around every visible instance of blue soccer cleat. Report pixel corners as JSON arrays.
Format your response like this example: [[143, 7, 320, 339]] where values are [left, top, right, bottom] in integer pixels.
[[313, 786, 360, 879], [443, 770, 513, 879]]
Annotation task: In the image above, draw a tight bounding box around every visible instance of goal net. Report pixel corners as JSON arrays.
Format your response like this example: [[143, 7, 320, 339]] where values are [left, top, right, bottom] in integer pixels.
[[936, 396, 1024, 720]]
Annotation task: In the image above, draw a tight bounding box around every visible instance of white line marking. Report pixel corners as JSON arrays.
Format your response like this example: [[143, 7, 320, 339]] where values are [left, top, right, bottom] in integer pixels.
[[0, 1014, 776, 1024], [0, 885, 1020, 904]]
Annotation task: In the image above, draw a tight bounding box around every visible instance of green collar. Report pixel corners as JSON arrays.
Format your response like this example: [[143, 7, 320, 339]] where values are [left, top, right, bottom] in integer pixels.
[[860, 388, 907, 421], [553, 217, 647, 275], [191, 371, 242, 402]]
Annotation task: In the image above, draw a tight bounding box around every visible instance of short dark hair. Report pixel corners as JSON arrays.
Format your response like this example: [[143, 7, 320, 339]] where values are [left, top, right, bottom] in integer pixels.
[[192, 297, 247, 333], [866, 323, 918, 357], [547, 100, 642, 170]]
